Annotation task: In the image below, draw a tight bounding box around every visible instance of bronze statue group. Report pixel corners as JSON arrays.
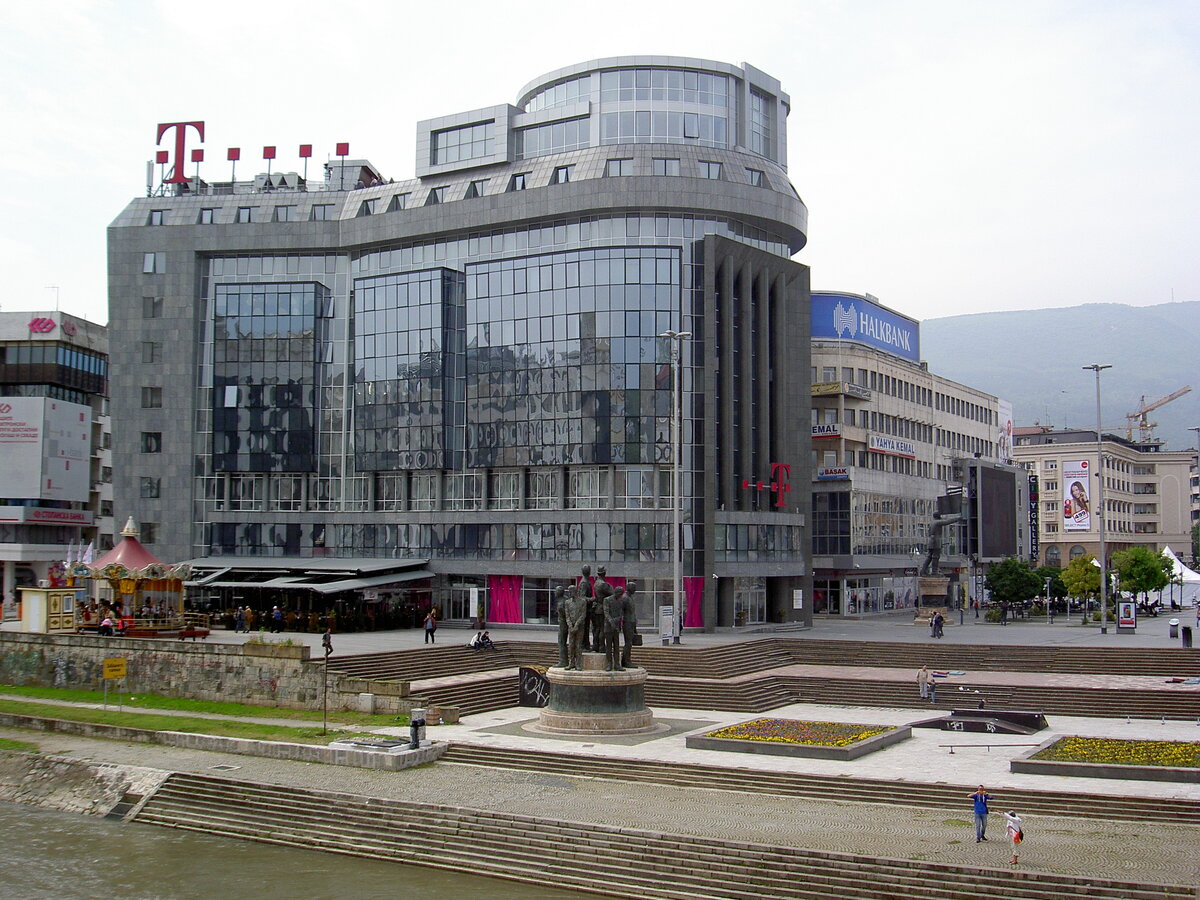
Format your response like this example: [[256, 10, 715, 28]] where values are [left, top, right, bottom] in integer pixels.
[[556, 565, 639, 672]]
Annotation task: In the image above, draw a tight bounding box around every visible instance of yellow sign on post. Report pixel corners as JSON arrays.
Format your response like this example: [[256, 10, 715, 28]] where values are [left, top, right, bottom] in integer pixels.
[[102, 657, 127, 679]]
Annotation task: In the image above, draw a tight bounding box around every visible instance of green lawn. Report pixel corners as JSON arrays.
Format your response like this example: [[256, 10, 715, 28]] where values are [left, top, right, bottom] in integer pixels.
[[0, 698, 367, 745], [0, 684, 406, 727], [0, 737, 39, 752]]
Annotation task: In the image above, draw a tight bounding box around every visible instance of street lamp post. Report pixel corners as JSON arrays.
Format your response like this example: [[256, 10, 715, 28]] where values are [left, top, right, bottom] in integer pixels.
[[660, 330, 691, 645], [1083, 364, 1112, 634]]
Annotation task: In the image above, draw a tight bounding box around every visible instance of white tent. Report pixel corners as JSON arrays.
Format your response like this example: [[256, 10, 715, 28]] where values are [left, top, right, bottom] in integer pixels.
[[1160, 546, 1200, 608]]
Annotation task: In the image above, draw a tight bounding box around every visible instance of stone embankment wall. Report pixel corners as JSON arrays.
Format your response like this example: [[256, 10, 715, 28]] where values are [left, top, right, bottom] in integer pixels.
[[0, 633, 413, 715], [0, 751, 167, 816]]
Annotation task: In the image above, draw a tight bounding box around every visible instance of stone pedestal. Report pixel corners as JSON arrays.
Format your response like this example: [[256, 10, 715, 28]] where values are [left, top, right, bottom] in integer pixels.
[[918, 576, 950, 604], [531, 652, 659, 735]]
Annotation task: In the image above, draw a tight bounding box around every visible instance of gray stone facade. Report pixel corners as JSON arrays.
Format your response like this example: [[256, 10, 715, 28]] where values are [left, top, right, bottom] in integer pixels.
[[107, 57, 812, 630]]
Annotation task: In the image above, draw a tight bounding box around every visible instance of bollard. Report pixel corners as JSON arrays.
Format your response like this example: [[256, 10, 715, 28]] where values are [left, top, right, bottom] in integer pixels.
[[409, 717, 426, 750]]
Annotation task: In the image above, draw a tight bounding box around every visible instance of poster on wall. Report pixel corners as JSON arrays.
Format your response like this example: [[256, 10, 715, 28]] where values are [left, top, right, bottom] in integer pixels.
[[1061, 460, 1092, 531]]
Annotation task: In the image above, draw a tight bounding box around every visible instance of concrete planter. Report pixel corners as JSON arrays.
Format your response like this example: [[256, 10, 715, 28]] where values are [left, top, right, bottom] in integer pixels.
[[243, 642, 308, 661], [686, 724, 910, 761], [1012, 738, 1200, 784]]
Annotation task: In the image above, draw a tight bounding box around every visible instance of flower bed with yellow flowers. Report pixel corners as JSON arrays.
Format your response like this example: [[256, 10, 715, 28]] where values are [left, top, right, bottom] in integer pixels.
[[1033, 736, 1200, 768], [686, 717, 909, 761], [1013, 736, 1200, 784]]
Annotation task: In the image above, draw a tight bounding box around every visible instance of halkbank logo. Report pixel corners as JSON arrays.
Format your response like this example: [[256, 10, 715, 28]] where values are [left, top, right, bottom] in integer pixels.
[[833, 301, 857, 338]]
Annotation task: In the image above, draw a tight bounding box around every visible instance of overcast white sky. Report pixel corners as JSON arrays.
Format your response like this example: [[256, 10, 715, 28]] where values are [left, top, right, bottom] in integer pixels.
[[1, 0, 1196, 324]]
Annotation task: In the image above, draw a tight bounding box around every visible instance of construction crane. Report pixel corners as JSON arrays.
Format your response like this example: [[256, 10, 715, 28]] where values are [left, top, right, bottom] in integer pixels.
[[1125, 386, 1192, 442]]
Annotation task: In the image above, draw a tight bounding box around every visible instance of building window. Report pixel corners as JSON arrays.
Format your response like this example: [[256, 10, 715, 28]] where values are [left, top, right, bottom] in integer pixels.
[[526, 470, 559, 510], [748, 87, 775, 160], [142, 296, 163, 318], [140, 432, 162, 453], [444, 472, 483, 510], [274, 205, 297, 222], [488, 471, 520, 510], [464, 179, 488, 199], [568, 467, 610, 509], [141, 341, 161, 364], [508, 173, 529, 192], [606, 158, 633, 177], [148, 210, 166, 226], [141, 252, 163, 274], [198, 208, 215, 224], [425, 187, 447, 206], [140, 387, 162, 408], [615, 467, 657, 509], [386, 193, 409, 211], [140, 522, 158, 544], [698, 161, 722, 179], [410, 473, 437, 511], [100, 500, 113, 517], [652, 158, 680, 176], [550, 165, 574, 185], [311, 204, 334, 221], [356, 198, 376, 217], [515, 118, 589, 159], [746, 168, 764, 186], [431, 120, 494, 166], [140, 477, 161, 499], [236, 207, 253, 223]]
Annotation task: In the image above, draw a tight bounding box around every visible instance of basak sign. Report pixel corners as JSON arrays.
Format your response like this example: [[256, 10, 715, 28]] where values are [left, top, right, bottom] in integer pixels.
[[156, 121, 348, 183]]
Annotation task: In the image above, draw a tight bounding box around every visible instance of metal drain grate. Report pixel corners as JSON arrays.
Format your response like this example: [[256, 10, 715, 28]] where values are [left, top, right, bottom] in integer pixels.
[[210, 764, 241, 771]]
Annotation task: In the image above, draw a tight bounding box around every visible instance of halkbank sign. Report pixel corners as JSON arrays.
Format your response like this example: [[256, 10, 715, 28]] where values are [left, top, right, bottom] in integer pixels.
[[811, 292, 920, 363]]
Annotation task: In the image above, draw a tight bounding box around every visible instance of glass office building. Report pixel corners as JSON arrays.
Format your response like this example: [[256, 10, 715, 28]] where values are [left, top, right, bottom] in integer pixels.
[[108, 57, 812, 630]]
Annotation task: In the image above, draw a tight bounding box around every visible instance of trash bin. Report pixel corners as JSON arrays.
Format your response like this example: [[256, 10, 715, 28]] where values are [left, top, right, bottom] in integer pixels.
[[1182, 626, 1193, 649], [1168, 618, 1179, 638]]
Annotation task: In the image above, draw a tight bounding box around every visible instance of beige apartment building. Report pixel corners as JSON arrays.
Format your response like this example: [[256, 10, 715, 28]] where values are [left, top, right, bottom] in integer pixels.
[[1011, 426, 1193, 567], [809, 292, 1026, 617]]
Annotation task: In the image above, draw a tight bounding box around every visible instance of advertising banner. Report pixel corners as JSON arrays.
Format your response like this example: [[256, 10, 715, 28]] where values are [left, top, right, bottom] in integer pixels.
[[1117, 600, 1136, 631], [997, 399, 1013, 460], [868, 435, 916, 458], [1062, 460, 1092, 531], [811, 293, 920, 363], [0, 397, 92, 502]]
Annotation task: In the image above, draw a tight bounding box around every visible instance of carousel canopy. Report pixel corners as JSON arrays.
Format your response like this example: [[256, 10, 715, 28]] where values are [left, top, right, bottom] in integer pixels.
[[84, 518, 191, 581]]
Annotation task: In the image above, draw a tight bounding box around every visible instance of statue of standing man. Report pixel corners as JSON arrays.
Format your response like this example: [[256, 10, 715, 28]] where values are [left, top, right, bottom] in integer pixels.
[[577, 565, 595, 651], [564, 585, 587, 670], [591, 566, 613, 655], [603, 586, 625, 671], [555, 585, 568, 667], [620, 580, 639, 669]]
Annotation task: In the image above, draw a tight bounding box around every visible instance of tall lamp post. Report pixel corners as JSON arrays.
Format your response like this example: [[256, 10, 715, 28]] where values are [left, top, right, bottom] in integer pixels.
[[660, 329, 691, 645], [1189, 425, 1200, 569], [1083, 363, 1111, 634]]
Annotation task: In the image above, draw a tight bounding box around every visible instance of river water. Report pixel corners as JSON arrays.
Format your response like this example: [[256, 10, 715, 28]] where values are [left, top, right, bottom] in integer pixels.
[[0, 801, 591, 900]]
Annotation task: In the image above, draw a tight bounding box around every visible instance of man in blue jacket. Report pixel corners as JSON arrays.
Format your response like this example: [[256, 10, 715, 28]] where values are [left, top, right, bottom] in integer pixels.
[[969, 786, 994, 842]]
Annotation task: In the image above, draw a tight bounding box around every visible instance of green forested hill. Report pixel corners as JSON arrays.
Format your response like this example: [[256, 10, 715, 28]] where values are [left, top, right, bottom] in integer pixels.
[[919, 301, 1200, 450]]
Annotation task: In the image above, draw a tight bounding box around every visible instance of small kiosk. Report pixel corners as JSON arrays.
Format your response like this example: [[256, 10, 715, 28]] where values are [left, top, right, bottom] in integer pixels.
[[17, 585, 87, 634]]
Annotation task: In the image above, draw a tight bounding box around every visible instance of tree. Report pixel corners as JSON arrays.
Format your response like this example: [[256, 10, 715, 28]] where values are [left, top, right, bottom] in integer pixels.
[[1061, 554, 1100, 601], [1112, 546, 1172, 607], [1034, 565, 1067, 601], [984, 558, 1042, 606]]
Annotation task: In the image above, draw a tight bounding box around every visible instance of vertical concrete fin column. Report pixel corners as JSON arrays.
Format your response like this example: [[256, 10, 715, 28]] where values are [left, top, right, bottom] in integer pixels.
[[737, 258, 755, 508]]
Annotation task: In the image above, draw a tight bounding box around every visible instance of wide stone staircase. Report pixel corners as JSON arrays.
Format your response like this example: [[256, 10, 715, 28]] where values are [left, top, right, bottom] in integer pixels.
[[438, 744, 1200, 826], [132, 773, 1193, 900], [323, 638, 1200, 719]]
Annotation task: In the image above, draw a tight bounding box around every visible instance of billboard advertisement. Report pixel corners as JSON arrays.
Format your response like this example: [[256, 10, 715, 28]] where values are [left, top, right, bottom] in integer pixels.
[[1062, 460, 1091, 531], [811, 293, 920, 363], [0, 397, 92, 502], [977, 465, 1018, 560], [996, 399, 1013, 460]]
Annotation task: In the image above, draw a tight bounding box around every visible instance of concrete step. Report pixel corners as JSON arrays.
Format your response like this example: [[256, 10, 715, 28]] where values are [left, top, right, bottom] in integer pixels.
[[133, 774, 1191, 900], [438, 744, 1198, 826]]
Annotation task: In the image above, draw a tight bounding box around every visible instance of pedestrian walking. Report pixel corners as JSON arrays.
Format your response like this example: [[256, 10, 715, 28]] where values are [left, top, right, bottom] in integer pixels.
[[929, 676, 937, 704], [321, 628, 333, 657], [933, 611, 945, 638], [423, 609, 438, 644], [968, 786, 993, 842], [917, 664, 930, 700], [1004, 810, 1023, 865]]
